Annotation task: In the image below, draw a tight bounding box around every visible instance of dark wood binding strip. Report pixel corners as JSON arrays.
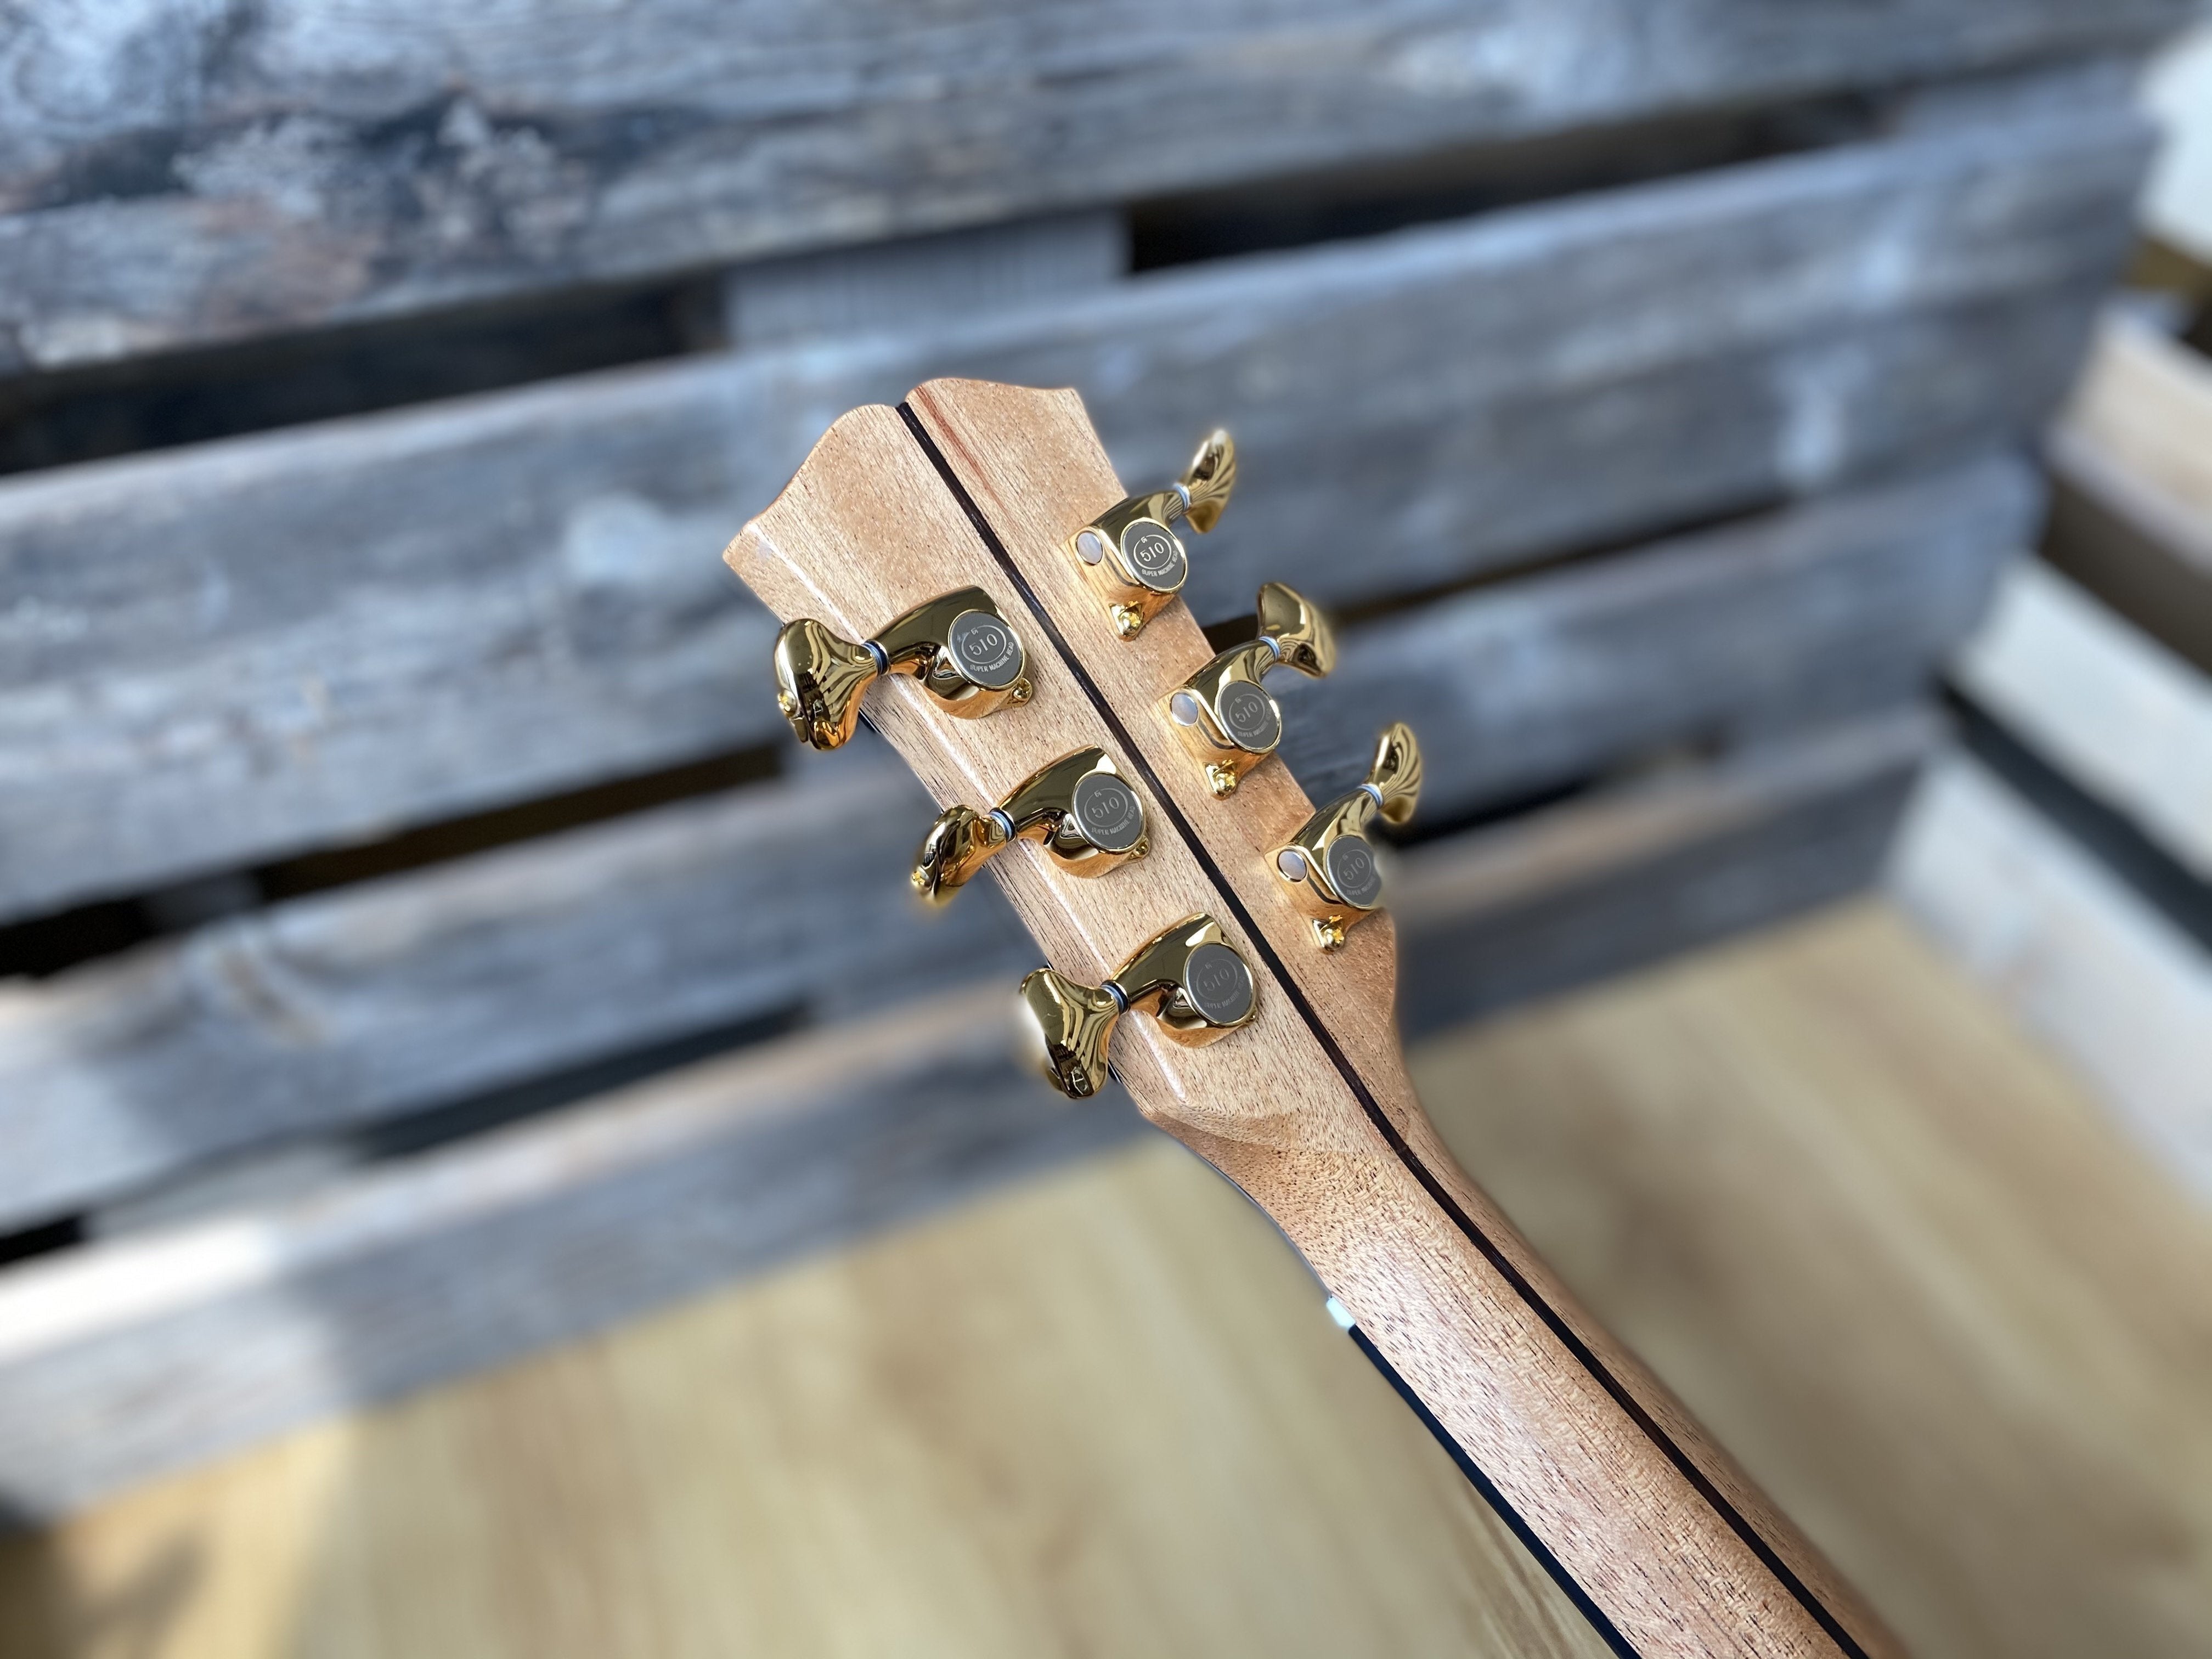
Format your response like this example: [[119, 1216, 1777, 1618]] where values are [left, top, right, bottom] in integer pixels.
[[1346, 1317, 1640, 1659]]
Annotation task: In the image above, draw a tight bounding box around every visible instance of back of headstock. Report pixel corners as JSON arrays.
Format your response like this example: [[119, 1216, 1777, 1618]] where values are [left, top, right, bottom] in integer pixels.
[[725, 396, 1369, 1149], [899, 382, 1435, 1130], [724, 382, 1897, 1659]]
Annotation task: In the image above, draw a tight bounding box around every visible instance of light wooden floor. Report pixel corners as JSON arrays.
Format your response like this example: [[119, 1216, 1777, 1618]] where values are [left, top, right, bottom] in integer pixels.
[[4, 902, 2209, 1658]]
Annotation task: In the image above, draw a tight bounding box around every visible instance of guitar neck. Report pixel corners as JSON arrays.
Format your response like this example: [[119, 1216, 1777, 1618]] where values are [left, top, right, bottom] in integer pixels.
[[730, 380, 1895, 1659]]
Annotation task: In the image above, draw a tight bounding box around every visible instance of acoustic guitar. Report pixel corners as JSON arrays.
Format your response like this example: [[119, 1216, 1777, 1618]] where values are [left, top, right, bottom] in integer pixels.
[[725, 379, 1899, 1659]]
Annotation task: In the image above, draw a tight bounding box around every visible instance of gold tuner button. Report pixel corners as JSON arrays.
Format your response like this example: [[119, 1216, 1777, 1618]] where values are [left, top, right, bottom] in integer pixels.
[[1271, 723, 1422, 950], [1163, 582, 1335, 797], [1015, 915, 1259, 1099], [1066, 430, 1236, 639], [912, 747, 1151, 905], [771, 586, 1032, 750]]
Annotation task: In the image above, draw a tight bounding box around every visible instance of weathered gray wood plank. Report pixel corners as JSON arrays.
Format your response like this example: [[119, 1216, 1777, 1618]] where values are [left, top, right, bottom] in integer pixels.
[[0, 453, 2020, 1226], [1396, 710, 1933, 1036], [0, 759, 1034, 1231], [0, 115, 2132, 917], [1277, 456, 2034, 816], [0, 989, 1140, 1521], [0, 0, 2179, 371], [966, 101, 2134, 622], [0, 706, 1927, 1519]]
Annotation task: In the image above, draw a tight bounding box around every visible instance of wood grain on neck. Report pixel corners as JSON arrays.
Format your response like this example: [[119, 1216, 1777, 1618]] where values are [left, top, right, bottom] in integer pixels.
[[728, 383, 1898, 1659]]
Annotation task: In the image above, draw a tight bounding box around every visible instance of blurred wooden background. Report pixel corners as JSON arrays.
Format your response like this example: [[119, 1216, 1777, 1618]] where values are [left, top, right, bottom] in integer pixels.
[[1, 6, 2206, 1642], [5, 905, 2209, 1658], [1885, 19, 2212, 1205]]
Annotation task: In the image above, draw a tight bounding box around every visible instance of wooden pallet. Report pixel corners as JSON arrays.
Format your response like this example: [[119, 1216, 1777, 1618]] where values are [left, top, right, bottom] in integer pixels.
[[0, 1, 2187, 1517]]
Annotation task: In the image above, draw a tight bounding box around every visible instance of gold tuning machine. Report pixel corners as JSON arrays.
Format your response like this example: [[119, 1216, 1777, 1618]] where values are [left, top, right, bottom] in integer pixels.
[[1016, 915, 1259, 1099], [1163, 582, 1335, 797], [912, 747, 1150, 905], [1066, 430, 1237, 639], [772, 586, 1031, 750], [1271, 723, 1421, 950]]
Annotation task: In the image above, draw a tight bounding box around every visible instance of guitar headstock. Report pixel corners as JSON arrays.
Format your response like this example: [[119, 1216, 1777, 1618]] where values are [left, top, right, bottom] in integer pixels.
[[725, 382, 1898, 1659], [725, 380, 1423, 1151]]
